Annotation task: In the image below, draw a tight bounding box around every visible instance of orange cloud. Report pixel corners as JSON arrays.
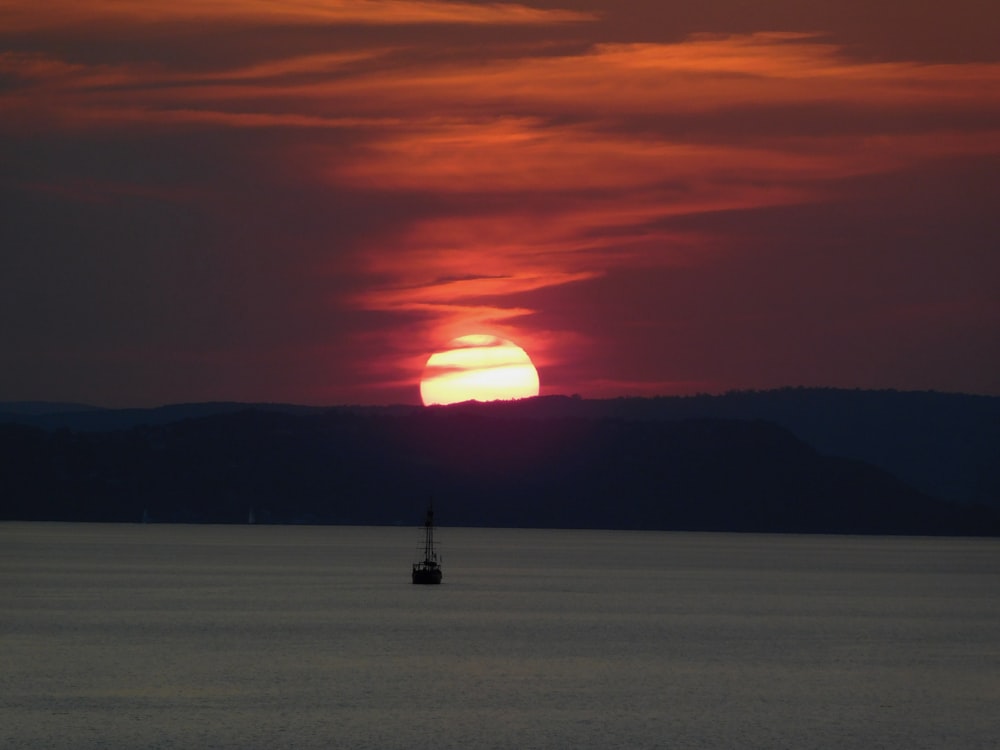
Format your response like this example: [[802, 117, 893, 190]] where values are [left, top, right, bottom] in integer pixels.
[[4, 12, 999, 400], [0, 0, 594, 30], [326, 32, 999, 390], [309, 33, 1000, 118], [332, 117, 925, 195]]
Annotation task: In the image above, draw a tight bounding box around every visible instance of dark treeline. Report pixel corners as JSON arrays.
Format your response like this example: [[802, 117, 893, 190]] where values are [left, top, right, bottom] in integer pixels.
[[1, 404, 996, 535]]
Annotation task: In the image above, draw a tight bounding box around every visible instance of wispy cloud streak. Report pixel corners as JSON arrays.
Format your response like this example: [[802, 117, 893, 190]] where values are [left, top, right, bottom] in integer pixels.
[[0, 0, 594, 30]]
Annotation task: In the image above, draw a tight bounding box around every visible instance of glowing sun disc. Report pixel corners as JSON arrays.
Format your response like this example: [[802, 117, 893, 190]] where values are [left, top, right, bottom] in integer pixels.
[[420, 335, 540, 406]]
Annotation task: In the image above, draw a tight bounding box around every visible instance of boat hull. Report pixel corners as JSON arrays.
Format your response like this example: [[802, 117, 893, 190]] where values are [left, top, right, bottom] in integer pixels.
[[412, 566, 442, 585]]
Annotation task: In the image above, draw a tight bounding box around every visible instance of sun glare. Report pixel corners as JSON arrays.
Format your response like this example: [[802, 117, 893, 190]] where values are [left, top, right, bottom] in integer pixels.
[[420, 334, 540, 406]]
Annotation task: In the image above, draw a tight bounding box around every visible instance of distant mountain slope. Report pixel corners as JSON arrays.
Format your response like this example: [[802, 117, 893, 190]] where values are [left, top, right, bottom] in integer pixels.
[[1, 409, 995, 535], [457, 390, 1000, 510], [3, 388, 998, 510]]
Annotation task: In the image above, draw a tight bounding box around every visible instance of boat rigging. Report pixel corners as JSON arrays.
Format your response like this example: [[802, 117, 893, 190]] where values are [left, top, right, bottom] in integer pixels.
[[411, 502, 443, 585]]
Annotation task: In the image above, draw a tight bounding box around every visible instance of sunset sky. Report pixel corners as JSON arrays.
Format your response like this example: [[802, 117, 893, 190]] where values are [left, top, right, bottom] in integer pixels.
[[2, 0, 999, 406]]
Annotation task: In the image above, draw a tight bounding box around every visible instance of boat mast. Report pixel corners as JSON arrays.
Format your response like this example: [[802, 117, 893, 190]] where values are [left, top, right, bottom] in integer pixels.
[[423, 503, 436, 563]]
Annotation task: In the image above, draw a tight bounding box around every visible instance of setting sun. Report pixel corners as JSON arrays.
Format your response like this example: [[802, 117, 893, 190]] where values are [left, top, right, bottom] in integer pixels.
[[420, 335, 540, 406]]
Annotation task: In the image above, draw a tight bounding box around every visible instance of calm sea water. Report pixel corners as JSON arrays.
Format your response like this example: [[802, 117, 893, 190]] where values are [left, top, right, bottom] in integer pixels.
[[2, 523, 998, 749]]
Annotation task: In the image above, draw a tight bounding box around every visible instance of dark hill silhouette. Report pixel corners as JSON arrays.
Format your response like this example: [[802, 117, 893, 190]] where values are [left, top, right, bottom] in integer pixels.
[[471, 389, 1000, 511], [3, 388, 997, 510], [1, 408, 995, 535]]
